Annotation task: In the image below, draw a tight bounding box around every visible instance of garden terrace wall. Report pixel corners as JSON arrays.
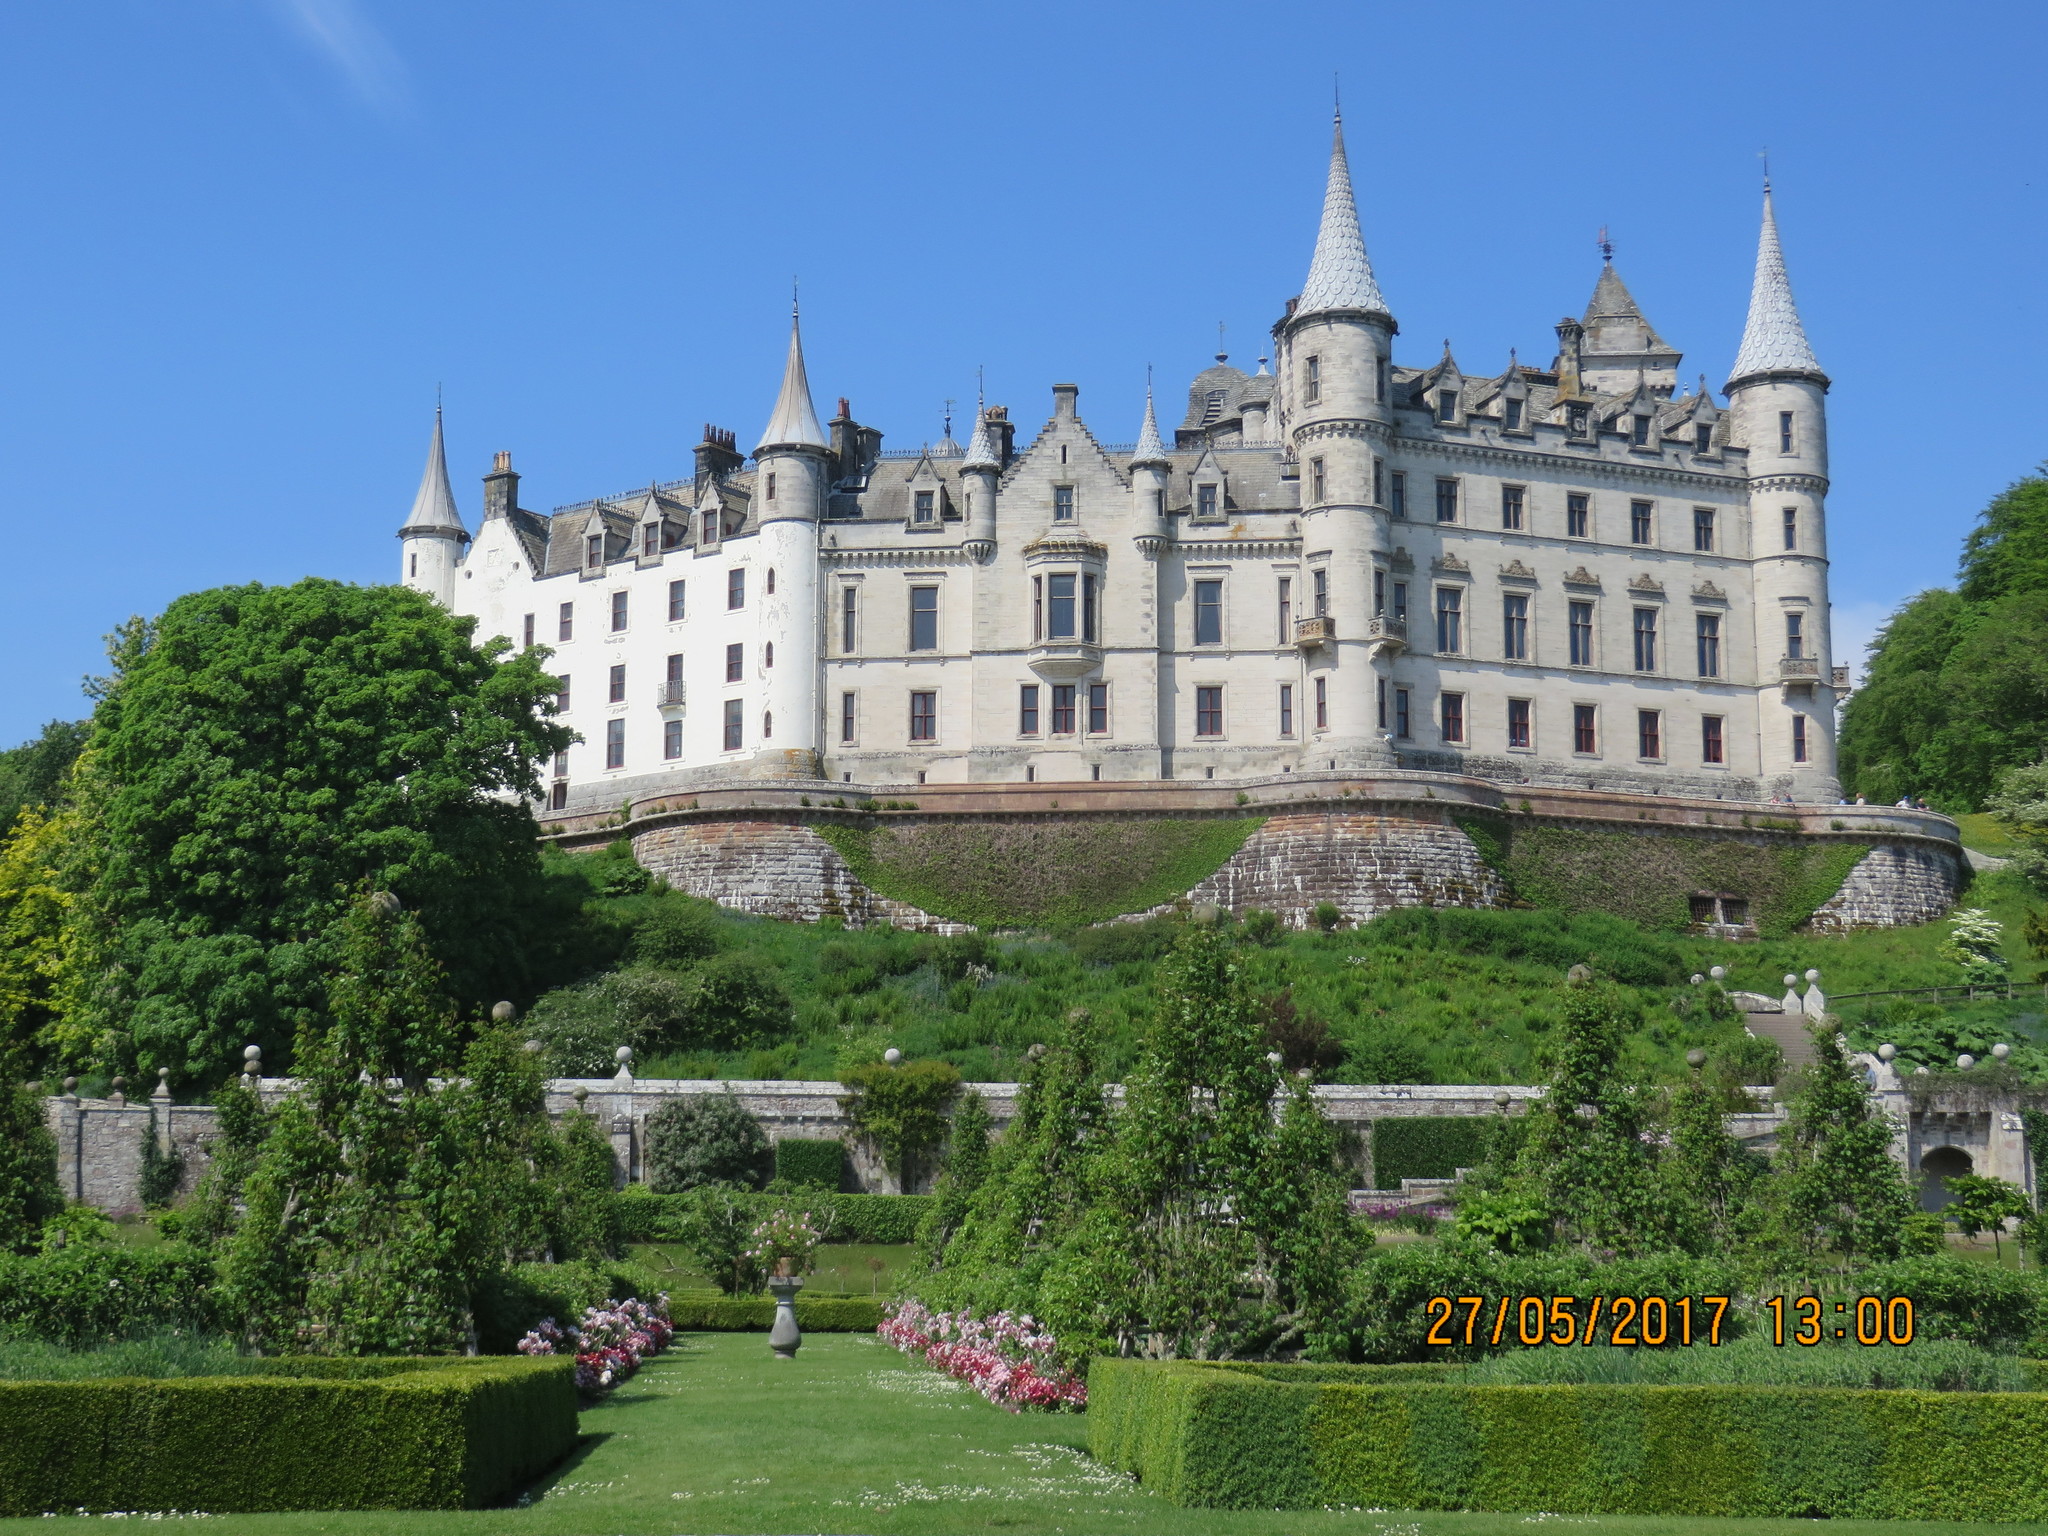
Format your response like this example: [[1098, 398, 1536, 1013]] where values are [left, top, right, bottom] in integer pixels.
[[1087, 1359, 2048, 1520], [0, 1356, 576, 1516], [542, 769, 1964, 933]]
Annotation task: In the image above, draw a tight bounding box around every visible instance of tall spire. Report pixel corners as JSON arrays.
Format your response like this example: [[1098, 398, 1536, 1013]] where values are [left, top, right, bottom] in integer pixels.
[[399, 405, 466, 538], [1296, 110, 1388, 318], [1728, 185, 1823, 385], [961, 406, 1000, 471], [1130, 385, 1170, 467], [756, 304, 828, 451]]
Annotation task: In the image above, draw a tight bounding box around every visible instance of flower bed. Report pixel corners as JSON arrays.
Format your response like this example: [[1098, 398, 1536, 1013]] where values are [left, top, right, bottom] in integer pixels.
[[878, 1300, 1086, 1412], [518, 1294, 672, 1399]]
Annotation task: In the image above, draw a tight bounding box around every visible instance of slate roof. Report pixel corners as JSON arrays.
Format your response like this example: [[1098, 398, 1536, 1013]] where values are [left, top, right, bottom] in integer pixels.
[[1729, 188, 1823, 383]]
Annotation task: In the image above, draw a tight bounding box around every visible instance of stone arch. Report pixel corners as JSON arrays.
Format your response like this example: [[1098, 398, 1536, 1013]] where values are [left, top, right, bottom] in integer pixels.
[[1918, 1145, 1973, 1211]]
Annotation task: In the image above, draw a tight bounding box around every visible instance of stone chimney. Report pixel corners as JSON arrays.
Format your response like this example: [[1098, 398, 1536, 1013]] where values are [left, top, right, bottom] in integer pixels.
[[483, 451, 519, 521]]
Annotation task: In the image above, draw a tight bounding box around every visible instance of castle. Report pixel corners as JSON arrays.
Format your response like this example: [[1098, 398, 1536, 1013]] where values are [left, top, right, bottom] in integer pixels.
[[398, 113, 1842, 814]]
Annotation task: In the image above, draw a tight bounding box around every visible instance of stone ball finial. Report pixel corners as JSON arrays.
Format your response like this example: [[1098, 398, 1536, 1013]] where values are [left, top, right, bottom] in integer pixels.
[[491, 1001, 517, 1023], [62, 1076, 78, 1097], [158, 1066, 170, 1081], [1914, 1064, 1930, 1076], [523, 1039, 543, 1053], [1026, 1043, 1048, 1062], [1783, 975, 1799, 989], [1685, 1049, 1706, 1069], [1566, 964, 1593, 985], [1690, 974, 1705, 986], [1709, 965, 1726, 981], [1494, 1090, 1512, 1109], [572, 1084, 589, 1104], [1265, 1051, 1283, 1066], [369, 891, 402, 916], [882, 1047, 903, 1065], [1804, 969, 1821, 983], [1994, 1043, 2012, 1061], [244, 1044, 263, 1062], [1878, 1043, 1898, 1062], [1957, 1054, 1976, 1070], [614, 1046, 633, 1065]]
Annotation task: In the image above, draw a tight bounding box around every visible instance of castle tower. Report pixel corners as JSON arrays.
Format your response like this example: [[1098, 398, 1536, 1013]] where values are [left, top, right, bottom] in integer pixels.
[[1275, 110, 1396, 769], [1127, 386, 1171, 550], [1724, 185, 1837, 799], [960, 405, 1000, 560], [397, 406, 468, 605], [752, 307, 831, 778]]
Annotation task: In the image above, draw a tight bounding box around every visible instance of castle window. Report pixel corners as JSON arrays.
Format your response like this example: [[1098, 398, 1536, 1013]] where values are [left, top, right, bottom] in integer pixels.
[[1391, 581, 1408, 623], [1377, 677, 1387, 729], [1568, 405, 1589, 437], [1151, 488, 1165, 517], [1567, 492, 1589, 538], [552, 749, 568, 777], [1638, 710, 1662, 759], [703, 511, 719, 545], [1502, 594, 1528, 660], [1389, 472, 1407, 519], [1088, 682, 1109, 734], [840, 692, 857, 743], [608, 664, 626, 704], [667, 580, 686, 622], [727, 569, 745, 609], [841, 586, 858, 652], [1053, 485, 1075, 521], [766, 568, 776, 594], [762, 710, 772, 739], [409, 552, 417, 577], [522, 613, 535, 648], [1779, 412, 1795, 453], [1394, 687, 1411, 739], [1695, 423, 1714, 454], [1060, 444, 1068, 464], [1437, 390, 1458, 423], [643, 525, 658, 558], [586, 534, 603, 569], [1277, 577, 1293, 642], [1434, 587, 1462, 654], [1278, 683, 1294, 737], [1693, 507, 1716, 552], [1782, 507, 1798, 550], [1048, 573, 1078, 639], [765, 472, 777, 502], [1195, 686, 1224, 737], [1792, 713, 1809, 763], [1507, 697, 1531, 749], [1303, 355, 1321, 404], [1696, 613, 1721, 677], [1312, 568, 1329, 618], [1501, 485, 1525, 530], [665, 652, 685, 698], [1315, 676, 1329, 731], [1372, 457, 1385, 504], [604, 718, 625, 770], [1702, 714, 1724, 764], [914, 490, 935, 524], [1573, 704, 1598, 755], [1084, 574, 1099, 641], [1019, 685, 1040, 736], [550, 780, 568, 811], [1434, 477, 1458, 523], [663, 719, 683, 760], [909, 586, 939, 651], [1193, 579, 1223, 645], [611, 590, 629, 632], [555, 675, 571, 712], [910, 691, 938, 742], [1630, 501, 1653, 544], [1309, 459, 1325, 503], [1198, 483, 1220, 518], [1032, 576, 1043, 641], [1631, 414, 1651, 446], [723, 698, 743, 751], [1785, 610, 1804, 660], [1504, 398, 1524, 431], [1440, 692, 1465, 744], [1632, 608, 1658, 672], [764, 642, 773, 668], [1568, 601, 1594, 667], [1050, 685, 1076, 734], [1373, 569, 1385, 616], [1375, 356, 1388, 401], [725, 643, 743, 683]]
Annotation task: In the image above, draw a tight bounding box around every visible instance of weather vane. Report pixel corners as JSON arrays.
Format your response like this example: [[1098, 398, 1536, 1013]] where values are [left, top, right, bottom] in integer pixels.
[[1597, 226, 1614, 264], [943, 398, 955, 440]]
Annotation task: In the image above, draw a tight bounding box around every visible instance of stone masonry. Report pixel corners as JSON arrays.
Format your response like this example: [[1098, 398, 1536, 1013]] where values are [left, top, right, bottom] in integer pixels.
[[631, 818, 963, 932], [1180, 808, 1502, 926], [1807, 843, 1966, 932]]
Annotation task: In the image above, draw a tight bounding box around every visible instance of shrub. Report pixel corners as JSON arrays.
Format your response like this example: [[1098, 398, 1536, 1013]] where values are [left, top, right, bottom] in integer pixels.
[[0, 1244, 221, 1346], [630, 897, 721, 968], [774, 1137, 846, 1191], [1371, 1117, 1496, 1190], [1069, 916, 1183, 966], [0, 1076, 61, 1255], [644, 1091, 770, 1193], [0, 1355, 575, 1515], [614, 1189, 934, 1247], [839, 1057, 962, 1185], [471, 1258, 665, 1356]]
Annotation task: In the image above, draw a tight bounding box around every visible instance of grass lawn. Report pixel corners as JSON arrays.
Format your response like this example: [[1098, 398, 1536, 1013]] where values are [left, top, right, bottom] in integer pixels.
[[9, 1331, 2030, 1536]]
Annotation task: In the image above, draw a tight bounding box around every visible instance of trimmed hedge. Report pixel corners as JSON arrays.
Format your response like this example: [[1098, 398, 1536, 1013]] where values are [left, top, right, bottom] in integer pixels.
[[0, 1245, 220, 1346], [663, 1289, 881, 1332], [776, 1136, 848, 1191], [1370, 1117, 1495, 1190], [1088, 1359, 2048, 1519], [616, 1189, 933, 1246], [0, 1356, 575, 1515]]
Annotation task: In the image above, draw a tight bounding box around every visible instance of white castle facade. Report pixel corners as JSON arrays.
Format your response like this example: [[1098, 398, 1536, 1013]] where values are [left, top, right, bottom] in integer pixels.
[[398, 116, 1843, 813]]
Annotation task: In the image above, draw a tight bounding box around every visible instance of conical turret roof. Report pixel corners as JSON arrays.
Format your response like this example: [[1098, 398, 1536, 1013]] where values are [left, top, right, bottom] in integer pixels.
[[756, 308, 828, 452], [1296, 112, 1388, 319], [1130, 388, 1170, 467], [1728, 187, 1824, 385], [399, 407, 467, 539], [961, 407, 1000, 472]]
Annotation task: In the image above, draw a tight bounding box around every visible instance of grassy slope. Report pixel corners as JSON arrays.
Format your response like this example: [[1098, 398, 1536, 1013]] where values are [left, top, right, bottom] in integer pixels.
[[629, 867, 2046, 1088], [13, 1330, 2019, 1536]]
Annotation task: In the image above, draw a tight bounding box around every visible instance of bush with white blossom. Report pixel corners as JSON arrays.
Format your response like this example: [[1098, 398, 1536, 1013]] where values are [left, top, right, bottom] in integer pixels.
[[517, 1294, 673, 1398]]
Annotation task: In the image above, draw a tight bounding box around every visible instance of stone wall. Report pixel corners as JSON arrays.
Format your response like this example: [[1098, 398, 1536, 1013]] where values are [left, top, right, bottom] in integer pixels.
[[631, 818, 963, 932], [45, 1095, 213, 1218], [1179, 808, 1502, 927], [1807, 844, 1966, 932]]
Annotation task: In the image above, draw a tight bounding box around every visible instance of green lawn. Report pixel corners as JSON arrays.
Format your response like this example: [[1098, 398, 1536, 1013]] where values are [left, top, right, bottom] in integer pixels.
[[12, 1331, 2030, 1536]]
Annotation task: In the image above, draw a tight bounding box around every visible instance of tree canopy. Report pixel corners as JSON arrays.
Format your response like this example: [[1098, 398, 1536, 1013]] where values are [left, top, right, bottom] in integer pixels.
[[0, 719, 87, 837]]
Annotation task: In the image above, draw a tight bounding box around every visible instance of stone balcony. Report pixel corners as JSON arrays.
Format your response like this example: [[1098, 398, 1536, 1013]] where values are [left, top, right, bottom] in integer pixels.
[[1778, 655, 1821, 687], [1027, 642, 1101, 679], [1365, 614, 1408, 655], [1293, 615, 1335, 649]]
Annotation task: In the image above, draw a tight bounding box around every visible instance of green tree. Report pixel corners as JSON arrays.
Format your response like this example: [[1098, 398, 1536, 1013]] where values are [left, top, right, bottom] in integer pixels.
[[644, 1091, 770, 1193], [1943, 1174, 2031, 1260], [0, 719, 88, 837], [839, 1056, 962, 1189], [1988, 761, 2048, 901], [0, 1069, 62, 1254], [65, 579, 570, 1085], [918, 1088, 994, 1261], [1768, 1019, 1914, 1271], [0, 807, 72, 1062]]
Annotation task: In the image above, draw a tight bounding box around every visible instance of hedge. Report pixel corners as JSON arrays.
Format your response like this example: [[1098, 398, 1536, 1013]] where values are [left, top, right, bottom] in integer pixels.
[[473, 1258, 669, 1355], [616, 1189, 933, 1246], [1088, 1359, 2048, 1519], [775, 1137, 847, 1191], [662, 1289, 881, 1331], [1370, 1117, 1495, 1190], [0, 1245, 220, 1346], [0, 1356, 575, 1515]]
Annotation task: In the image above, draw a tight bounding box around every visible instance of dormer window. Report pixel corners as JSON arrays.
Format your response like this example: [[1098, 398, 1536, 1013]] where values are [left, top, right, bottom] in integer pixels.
[[1504, 398, 1524, 430], [1695, 423, 1713, 454], [642, 525, 659, 558], [1631, 414, 1652, 446], [1568, 406, 1589, 437], [585, 534, 603, 569], [1197, 484, 1219, 519], [702, 511, 719, 546], [1053, 485, 1075, 521], [1303, 355, 1321, 405], [914, 490, 935, 524], [1437, 391, 1458, 422]]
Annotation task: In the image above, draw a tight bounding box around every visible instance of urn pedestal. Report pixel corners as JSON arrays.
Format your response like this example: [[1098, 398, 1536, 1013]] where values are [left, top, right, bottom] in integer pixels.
[[767, 1272, 804, 1359]]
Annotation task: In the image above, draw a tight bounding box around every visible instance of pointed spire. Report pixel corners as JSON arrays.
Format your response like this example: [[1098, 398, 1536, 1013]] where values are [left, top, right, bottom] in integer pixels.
[[399, 406, 467, 538], [1130, 386, 1170, 468], [961, 406, 1000, 472], [1729, 185, 1824, 385], [756, 304, 828, 452], [1296, 111, 1388, 318]]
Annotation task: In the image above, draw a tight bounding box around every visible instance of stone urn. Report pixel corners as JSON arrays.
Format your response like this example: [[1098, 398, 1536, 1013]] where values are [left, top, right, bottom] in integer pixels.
[[766, 1259, 804, 1359]]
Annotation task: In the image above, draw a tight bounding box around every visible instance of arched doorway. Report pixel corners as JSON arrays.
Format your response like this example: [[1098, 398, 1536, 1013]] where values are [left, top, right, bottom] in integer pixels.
[[1919, 1145, 1973, 1211]]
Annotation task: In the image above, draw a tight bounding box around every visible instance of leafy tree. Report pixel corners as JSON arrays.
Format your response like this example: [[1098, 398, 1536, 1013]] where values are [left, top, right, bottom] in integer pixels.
[[1943, 1174, 2031, 1260], [0, 1068, 62, 1254], [677, 953, 792, 1051], [919, 1088, 994, 1260], [644, 1091, 770, 1193], [675, 1184, 767, 1295], [630, 898, 721, 968], [1767, 1019, 1914, 1270], [1939, 908, 2009, 987], [839, 1057, 961, 1188], [0, 808, 72, 1062], [0, 720, 88, 836], [1988, 761, 2048, 902], [65, 579, 570, 1085]]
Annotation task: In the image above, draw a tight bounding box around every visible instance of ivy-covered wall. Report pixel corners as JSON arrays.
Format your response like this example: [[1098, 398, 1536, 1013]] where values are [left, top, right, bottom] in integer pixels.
[[1452, 815, 1871, 938], [815, 817, 1262, 928]]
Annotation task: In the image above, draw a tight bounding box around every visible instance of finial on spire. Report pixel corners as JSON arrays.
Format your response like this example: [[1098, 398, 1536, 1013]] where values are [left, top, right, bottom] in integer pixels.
[[943, 397, 955, 440], [1296, 109, 1388, 318], [1760, 147, 1772, 192], [1216, 320, 1227, 363], [1597, 225, 1614, 264]]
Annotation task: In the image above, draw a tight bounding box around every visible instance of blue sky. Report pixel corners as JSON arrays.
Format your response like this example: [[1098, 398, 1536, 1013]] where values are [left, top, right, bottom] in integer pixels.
[[2, 1, 2042, 745]]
